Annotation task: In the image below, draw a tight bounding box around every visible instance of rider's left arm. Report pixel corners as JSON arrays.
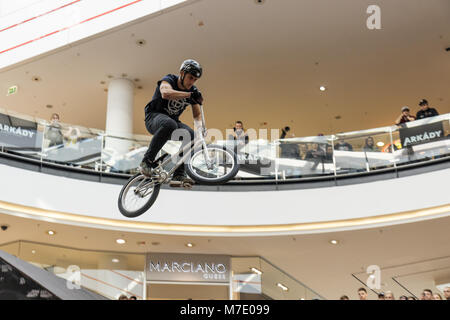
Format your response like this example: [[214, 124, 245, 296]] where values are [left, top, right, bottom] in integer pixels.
[[192, 104, 204, 135]]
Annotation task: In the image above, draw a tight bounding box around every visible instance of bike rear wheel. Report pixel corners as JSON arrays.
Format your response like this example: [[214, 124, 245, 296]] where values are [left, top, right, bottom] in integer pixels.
[[118, 173, 160, 218], [186, 144, 239, 185]]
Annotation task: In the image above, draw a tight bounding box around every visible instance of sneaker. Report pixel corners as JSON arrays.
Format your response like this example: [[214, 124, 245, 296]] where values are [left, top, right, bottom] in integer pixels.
[[169, 173, 194, 187], [139, 159, 157, 177]]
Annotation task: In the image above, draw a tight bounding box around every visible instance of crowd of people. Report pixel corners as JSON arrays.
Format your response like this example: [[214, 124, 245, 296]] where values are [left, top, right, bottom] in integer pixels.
[[275, 98, 442, 159], [339, 287, 450, 300]]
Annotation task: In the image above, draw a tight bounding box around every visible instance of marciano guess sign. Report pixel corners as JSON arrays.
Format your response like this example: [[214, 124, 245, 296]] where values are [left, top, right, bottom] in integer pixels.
[[399, 121, 444, 148], [146, 253, 230, 283]]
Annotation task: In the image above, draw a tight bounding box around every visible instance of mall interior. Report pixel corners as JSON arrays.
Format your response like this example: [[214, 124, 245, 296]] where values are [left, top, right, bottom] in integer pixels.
[[0, 0, 449, 300]]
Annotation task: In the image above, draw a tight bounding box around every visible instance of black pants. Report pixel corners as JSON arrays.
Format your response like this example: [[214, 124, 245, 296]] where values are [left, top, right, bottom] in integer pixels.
[[143, 112, 194, 175]]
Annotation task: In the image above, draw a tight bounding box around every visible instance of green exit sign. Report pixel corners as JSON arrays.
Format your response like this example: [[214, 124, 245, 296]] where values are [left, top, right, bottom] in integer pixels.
[[7, 85, 18, 96]]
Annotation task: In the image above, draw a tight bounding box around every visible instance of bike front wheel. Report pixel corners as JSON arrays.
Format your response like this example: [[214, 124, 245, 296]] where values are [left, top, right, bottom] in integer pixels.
[[186, 144, 239, 185], [118, 173, 160, 218]]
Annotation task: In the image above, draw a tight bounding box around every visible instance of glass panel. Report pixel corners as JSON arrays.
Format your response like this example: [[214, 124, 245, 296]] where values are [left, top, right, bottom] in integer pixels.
[[231, 256, 323, 300], [41, 123, 103, 169], [17, 241, 145, 300], [333, 127, 395, 175], [101, 134, 151, 174], [276, 135, 334, 179]]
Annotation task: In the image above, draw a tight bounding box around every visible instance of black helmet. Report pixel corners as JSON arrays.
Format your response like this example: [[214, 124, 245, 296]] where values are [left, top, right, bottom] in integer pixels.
[[180, 59, 202, 78]]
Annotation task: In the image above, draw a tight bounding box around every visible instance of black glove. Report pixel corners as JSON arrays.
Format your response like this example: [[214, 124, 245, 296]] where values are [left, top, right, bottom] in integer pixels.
[[190, 89, 203, 105]]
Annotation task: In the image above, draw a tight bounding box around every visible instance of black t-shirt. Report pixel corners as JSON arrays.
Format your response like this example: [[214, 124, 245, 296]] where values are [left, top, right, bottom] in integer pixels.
[[416, 108, 439, 120], [145, 74, 196, 121]]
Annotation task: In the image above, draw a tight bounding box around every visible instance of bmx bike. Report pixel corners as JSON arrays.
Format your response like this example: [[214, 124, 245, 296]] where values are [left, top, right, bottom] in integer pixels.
[[118, 106, 239, 218]]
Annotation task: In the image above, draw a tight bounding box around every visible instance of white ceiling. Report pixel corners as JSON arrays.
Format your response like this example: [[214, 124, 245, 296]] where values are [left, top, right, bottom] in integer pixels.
[[0, 0, 449, 139], [1, 212, 449, 300]]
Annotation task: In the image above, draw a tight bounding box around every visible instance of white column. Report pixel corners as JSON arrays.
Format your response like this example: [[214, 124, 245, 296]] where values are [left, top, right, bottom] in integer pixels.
[[105, 78, 134, 155]]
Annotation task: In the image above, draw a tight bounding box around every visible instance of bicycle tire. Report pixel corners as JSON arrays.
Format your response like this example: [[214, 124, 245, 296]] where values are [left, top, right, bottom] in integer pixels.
[[186, 144, 239, 185], [118, 173, 161, 218]]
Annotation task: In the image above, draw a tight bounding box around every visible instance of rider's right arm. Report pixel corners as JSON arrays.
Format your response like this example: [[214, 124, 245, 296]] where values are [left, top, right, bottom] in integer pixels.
[[160, 81, 192, 100]]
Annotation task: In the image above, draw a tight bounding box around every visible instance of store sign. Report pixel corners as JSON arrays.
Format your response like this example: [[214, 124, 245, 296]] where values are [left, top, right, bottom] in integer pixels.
[[146, 253, 230, 283], [0, 113, 38, 148], [399, 121, 444, 147]]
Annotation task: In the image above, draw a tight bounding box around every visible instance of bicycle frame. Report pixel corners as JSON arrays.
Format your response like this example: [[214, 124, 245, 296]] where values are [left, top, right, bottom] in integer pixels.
[[137, 106, 210, 189]]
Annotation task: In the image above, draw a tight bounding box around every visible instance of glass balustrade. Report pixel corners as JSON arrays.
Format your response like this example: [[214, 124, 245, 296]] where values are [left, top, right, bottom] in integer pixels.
[[0, 108, 448, 181]]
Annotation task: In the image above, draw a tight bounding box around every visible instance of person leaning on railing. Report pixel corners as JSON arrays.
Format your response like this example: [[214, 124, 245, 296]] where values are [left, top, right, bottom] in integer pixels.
[[45, 113, 64, 147], [416, 99, 439, 120], [395, 106, 416, 125]]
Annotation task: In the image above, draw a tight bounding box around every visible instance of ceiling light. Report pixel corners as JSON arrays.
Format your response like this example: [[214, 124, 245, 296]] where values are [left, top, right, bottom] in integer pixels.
[[31, 250, 36, 254], [251, 267, 263, 275], [330, 240, 339, 245], [319, 86, 326, 91], [186, 243, 194, 248], [137, 241, 146, 246], [116, 239, 126, 244], [136, 39, 146, 47], [377, 141, 385, 147], [112, 258, 120, 263], [254, 0, 265, 4], [277, 283, 288, 291], [47, 230, 56, 236]]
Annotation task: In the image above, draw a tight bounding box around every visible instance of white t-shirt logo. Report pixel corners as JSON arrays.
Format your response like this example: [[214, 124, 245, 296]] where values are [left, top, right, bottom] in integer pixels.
[[166, 98, 189, 115]]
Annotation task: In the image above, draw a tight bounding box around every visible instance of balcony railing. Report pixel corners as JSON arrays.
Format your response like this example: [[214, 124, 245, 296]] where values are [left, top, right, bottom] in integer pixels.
[[0, 107, 449, 182]]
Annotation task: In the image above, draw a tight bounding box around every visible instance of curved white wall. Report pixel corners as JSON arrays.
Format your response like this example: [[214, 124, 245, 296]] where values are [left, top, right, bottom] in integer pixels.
[[0, 163, 449, 236], [0, 0, 188, 69]]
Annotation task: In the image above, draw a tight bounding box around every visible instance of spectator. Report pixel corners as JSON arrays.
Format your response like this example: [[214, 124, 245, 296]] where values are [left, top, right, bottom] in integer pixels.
[[395, 106, 416, 125], [334, 139, 353, 151], [378, 292, 385, 300], [118, 294, 128, 300], [384, 291, 395, 300], [305, 143, 325, 161], [444, 286, 450, 300], [407, 296, 417, 300], [416, 99, 439, 120], [399, 295, 407, 300], [228, 121, 249, 145], [45, 113, 64, 147], [421, 289, 433, 300], [280, 126, 291, 139], [64, 126, 81, 149], [279, 126, 300, 159], [363, 136, 379, 152], [357, 287, 368, 300], [433, 293, 442, 300], [129, 296, 137, 300], [339, 295, 349, 300], [324, 144, 334, 163]]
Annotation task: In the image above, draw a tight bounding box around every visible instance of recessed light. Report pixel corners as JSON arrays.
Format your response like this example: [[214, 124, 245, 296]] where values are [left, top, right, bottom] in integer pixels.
[[112, 258, 120, 263], [277, 283, 288, 291], [46, 104, 53, 109], [136, 39, 146, 47], [137, 241, 146, 246], [32, 76, 41, 82], [47, 230, 56, 236], [377, 141, 385, 147], [319, 86, 326, 91], [186, 243, 194, 248], [151, 242, 160, 246], [116, 239, 126, 244], [330, 240, 339, 245], [251, 267, 262, 275], [31, 250, 36, 254], [254, 0, 265, 5]]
